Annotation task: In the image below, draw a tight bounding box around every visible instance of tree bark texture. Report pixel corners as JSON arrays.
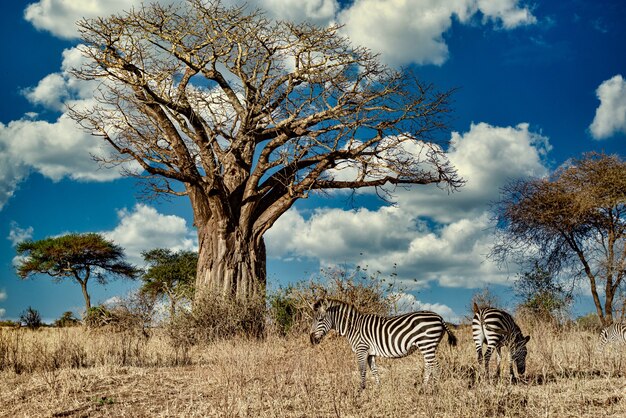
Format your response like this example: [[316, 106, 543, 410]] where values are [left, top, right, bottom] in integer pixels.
[[195, 221, 266, 303]]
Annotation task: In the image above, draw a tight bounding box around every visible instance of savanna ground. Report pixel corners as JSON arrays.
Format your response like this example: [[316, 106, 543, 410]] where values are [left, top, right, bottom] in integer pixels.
[[1, 320, 626, 417]]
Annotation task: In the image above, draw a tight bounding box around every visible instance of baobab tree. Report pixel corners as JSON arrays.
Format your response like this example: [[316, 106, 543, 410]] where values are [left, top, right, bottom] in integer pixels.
[[69, 0, 462, 310]]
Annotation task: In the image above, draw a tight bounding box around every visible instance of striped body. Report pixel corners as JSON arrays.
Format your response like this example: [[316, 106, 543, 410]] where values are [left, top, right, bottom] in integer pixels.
[[310, 299, 457, 389], [600, 323, 626, 347], [472, 303, 530, 379]]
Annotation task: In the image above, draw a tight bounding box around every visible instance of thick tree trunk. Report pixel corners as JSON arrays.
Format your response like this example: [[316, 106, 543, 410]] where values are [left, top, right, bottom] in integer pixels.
[[194, 220, 267, 305]]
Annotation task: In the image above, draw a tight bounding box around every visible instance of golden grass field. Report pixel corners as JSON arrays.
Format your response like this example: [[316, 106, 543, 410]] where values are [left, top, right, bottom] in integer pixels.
[[1, 321, 626, 417]]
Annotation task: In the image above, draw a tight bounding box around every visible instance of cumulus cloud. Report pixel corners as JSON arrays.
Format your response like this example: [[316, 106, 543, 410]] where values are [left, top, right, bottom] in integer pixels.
[[266, 122, 551, 289], [338, 0, 536, 66], [395, 122, 551, 224], [0, 46, 141, 210], [102, 204, 197, 265], [0, 290, 7, 302], [589, 74, 626, 140], [0, 308, 5, 318], [0, 115, 132, 183], [7, 223, 34, 247], [24, 0, 535, 66]]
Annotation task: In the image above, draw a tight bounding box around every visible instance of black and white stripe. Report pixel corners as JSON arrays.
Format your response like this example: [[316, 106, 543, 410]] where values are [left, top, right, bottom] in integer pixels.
[[600, 323, 626, 347], [472, 303, 530, 379], [310, 298, 457, 389]]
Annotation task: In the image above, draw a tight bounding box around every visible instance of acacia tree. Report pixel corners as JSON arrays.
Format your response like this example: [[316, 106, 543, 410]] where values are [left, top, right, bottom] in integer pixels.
[[69, 0, 461, 307], [16, 233, 139, 311], [492, 152, 626, 325], [140, 248, 197, 317]]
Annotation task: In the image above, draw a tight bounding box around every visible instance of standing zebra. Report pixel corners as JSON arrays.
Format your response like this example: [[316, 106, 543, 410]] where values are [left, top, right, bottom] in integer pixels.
[[309, 298, 457, 389], [600, 323, 626, 347], [472, 303, 530, 379]]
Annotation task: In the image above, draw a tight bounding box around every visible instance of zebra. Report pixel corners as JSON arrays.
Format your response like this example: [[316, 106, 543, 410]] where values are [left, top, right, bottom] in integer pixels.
[[309, 298, 457, 389], [472, 303, 530, 380], [600, 323, 626, 347]]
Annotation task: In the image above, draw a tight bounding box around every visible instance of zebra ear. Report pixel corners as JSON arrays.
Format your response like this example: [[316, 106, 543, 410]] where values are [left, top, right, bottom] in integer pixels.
[[523, 335, 531, 344], [473, 302, 479, 313], [313, 298, 329, 313]]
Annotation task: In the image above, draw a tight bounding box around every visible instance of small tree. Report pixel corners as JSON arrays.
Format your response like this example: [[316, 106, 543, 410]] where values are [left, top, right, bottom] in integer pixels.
[[15, 233, 139, 311], [20, 306, 42, 329], [514, 262, 571, 321], [492, 152, 626, 325], [140, 249, 197, 318]]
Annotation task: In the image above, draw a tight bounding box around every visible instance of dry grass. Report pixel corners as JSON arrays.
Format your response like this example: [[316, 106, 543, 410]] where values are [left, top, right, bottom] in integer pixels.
[[1, 323, 626, 417]]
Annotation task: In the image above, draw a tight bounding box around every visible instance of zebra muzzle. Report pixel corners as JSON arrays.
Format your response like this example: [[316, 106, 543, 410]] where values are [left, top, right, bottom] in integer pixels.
[[310, 333, 321, 345]]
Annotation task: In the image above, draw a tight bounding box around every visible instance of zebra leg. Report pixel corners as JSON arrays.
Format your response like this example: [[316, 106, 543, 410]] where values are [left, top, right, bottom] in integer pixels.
[[483, 345, 495, 377], [494, 346, 502, 378], [367, 355, 380, 385], [356, 351, 368, 389], [476, 343, 483, 365], [423, 357, 440, 386]]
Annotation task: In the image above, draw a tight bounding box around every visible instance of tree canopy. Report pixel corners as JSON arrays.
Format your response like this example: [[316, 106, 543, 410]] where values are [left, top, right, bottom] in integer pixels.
[[140, 248, 197, 317], [15, 233, 139, 311], [492, 152, 626, 324]]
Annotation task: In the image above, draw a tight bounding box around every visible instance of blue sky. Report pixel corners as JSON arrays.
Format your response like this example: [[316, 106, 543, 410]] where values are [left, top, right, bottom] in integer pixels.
[[0, 0, 624, 323]]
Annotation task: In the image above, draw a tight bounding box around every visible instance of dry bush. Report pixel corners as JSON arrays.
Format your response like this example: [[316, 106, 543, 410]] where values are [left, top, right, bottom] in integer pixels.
[[267, 266, 402, 337], [166, 293, 266, 350]]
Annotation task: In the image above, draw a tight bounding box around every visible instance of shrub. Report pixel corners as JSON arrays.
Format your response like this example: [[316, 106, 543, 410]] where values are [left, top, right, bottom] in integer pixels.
[[268, 286, 300, 336], [83, 306, 115, 328], [575, 312, 603, 332], [54, 311, 80, 327], [19, 306, 42, 329]]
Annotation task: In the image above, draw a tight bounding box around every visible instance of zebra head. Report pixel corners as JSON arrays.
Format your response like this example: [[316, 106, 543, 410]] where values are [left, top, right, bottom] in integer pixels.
[[512, 334, 531, 375], [310, 298, 332, 345]]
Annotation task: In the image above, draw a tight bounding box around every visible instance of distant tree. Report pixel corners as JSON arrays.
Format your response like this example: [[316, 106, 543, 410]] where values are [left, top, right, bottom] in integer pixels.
[[20, 306, 42, 329], [140, 249, 197, 317], [492, 152, 626, 325], [15, 233, 139, 311], [54, 311, 81, 327], [68, 0, 462, 324], [514, 262, 571, 320]]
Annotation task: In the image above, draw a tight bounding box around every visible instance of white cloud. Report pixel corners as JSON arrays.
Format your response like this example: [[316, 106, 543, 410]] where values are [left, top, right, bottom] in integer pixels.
[[0, 308, 5, 318], [338, 0, 536, 66], [391, 292, 460, 323], [259, 0, 338, 25], [24, 0, 169, 40], [266, 122, 551, 289], [7, 223, 34, 247], [0, 115, 130, 183], [396, 122, 551, 223], [589, 74, 626, 140], [0, 290, 7, 302], [102, 204, 197, 265], [0, 148, 28, 211]]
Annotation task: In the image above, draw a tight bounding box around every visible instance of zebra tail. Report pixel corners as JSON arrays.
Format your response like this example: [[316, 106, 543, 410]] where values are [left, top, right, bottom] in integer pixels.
[[443, 322, 458, 347]]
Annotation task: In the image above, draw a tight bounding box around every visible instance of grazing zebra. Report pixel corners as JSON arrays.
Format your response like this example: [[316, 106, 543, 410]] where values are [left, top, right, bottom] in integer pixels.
[[600, 323, 626, 347], [472, 303, 530, 379], [309, 298, 457, 389]]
